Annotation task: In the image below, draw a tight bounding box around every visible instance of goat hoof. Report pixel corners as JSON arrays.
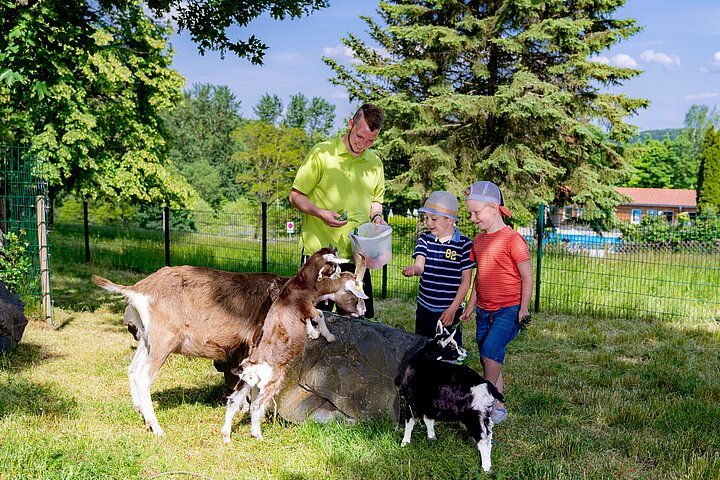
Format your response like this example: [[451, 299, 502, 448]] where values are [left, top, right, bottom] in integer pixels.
[[149, 425, 165, 436], [324, 334, 336, 343], [401, 441, 409, 447], [221, 430, 231, 444]]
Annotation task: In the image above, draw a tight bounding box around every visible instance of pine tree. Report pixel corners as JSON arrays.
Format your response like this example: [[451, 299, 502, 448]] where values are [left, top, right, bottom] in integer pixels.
[[697, 126, 720, 214], [324, 0, 648, 218]]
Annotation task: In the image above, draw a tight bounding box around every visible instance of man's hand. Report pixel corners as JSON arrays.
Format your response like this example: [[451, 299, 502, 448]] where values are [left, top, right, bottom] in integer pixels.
[[320, 209, 349, 228]]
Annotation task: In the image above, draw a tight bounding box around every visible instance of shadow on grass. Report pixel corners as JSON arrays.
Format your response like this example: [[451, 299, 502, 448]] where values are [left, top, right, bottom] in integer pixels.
[[153, 382, 229, 410], [0, 341, 57, 373], [0, 375, 78, 419]]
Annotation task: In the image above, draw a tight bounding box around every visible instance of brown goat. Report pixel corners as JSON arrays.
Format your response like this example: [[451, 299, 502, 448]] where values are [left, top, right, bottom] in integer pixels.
[[92, 248, 366, 436], [221, 247, 365, 441]]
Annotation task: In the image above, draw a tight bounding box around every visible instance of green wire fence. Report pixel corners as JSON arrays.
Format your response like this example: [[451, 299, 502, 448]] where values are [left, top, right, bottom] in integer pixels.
[[0, 145, 52, 323], [51, 198, 719, 322]]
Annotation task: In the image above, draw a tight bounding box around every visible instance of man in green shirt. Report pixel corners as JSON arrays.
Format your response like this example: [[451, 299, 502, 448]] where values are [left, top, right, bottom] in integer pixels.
[[290, 103, 386, 318]]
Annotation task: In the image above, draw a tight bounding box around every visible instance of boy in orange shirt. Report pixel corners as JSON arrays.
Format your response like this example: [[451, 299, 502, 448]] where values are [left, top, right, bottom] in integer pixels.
[[459, 181, 533, 424]]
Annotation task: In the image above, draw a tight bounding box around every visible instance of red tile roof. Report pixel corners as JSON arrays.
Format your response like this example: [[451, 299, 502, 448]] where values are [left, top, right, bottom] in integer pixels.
[[615, 187, 696, 208]]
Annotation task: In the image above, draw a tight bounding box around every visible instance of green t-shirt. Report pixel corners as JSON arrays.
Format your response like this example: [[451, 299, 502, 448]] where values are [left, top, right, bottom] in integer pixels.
[[292, 134, 384, 259]]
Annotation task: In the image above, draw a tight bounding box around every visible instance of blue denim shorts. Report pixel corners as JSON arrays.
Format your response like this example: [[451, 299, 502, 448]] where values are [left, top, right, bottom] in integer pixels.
[[475, 305, 520, 364]]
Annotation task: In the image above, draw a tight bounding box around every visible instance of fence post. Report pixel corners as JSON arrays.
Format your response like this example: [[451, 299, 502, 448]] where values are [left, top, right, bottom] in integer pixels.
[[534, 204, 544, 313], [261, 202, 267, 273], [163, 205, 170, 266], [36, 195, 53, 328], [381, 209, 388, 299], [83, 200, 90, 263]]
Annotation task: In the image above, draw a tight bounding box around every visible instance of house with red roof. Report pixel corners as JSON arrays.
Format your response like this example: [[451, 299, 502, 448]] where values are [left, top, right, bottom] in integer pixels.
[[614, 187, 697, 224]]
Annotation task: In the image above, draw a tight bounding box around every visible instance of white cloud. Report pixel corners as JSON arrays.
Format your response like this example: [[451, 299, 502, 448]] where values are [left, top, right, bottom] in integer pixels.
[[685, 92, 719, 101], [589, 54, 638, 68], [703, 51, 720, 72], [332, 91, 349, 100], [640, 49, 681, 69], [322, 43, 354, 61]]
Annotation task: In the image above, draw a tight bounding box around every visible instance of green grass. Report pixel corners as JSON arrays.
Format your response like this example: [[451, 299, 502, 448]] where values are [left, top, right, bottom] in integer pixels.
[[2, 259, 720, 479]]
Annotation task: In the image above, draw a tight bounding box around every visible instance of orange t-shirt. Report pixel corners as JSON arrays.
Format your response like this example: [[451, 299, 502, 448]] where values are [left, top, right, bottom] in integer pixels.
[[470, 225, 530, 311]]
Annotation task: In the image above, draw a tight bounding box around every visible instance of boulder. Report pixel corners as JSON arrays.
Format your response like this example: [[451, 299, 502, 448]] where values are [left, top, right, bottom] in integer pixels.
[[0, 280, 29, 354], [216, 313, 428, 424]]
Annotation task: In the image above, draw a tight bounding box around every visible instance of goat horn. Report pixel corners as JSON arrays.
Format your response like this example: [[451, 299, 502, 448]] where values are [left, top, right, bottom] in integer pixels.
[[350, 236, 367, 282]]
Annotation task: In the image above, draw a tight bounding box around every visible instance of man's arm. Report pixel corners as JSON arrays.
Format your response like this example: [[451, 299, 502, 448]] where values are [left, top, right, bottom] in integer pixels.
[[289, 188, 347, 228], [369, 201, 386, 224]]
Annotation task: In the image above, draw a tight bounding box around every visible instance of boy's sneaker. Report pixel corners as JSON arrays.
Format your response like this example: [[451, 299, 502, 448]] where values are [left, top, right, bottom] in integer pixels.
[[492, 407, 508, 424]]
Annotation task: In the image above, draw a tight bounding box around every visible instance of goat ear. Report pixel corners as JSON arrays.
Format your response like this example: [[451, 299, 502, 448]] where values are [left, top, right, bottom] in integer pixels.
[[322, 253, 349, 265], [345, 279, 369, 299], [435, 320, 444, 336]]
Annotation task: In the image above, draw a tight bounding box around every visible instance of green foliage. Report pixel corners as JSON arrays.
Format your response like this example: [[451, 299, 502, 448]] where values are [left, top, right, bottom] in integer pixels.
[[0, 0, 192, 206], [617, 213, 720, 248], [162, 83, 244, 209], [231, 120, 308, 204], [0, 229, 31, 294], [627, 136, 680, 188], [254, 93, 284, 125], [697, 126, 720, 213], [135, 205, 196, 232], [142, 0, 330, 63], [629, 128, 683, 143], [325, 0, 648, 221]]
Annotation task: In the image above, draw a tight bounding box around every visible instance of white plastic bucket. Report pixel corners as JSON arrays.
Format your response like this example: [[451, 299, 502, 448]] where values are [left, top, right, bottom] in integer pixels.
[[349, 222, 393, 270]]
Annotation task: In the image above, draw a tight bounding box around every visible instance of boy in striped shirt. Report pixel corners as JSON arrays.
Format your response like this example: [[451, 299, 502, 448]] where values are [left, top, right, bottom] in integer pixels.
[[402, 191, 474, 346]]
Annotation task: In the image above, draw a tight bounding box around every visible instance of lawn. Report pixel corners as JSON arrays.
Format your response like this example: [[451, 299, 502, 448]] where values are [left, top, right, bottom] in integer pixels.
[[2, 259, 719, 479]]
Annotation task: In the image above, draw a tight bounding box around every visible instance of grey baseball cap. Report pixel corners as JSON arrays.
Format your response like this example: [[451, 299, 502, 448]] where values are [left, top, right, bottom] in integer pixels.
[[418, 191, 458, 221], [463, 181, 512, 216]]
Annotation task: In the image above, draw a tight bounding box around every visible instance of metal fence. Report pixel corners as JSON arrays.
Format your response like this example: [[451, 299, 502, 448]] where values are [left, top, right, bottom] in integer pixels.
[[51, 199, 720, 321], [0, 145, 52, 321]]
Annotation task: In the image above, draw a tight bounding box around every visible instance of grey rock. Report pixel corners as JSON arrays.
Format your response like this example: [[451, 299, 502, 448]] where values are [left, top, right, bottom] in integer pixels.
[[217, 313, 427, 424], [0, 280, 29, 354]]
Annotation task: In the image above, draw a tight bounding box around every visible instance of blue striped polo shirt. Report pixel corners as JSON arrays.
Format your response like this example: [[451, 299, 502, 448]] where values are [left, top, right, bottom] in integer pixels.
[[412, 226, 474, 312]]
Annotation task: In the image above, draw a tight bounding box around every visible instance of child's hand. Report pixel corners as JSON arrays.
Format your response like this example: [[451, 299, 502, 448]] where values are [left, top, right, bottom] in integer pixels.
[[439, 309, 454, 327], [402, 266, 417, 277]]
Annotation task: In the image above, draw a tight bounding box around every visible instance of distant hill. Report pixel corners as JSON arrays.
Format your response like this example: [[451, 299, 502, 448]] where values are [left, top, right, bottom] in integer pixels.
[[629, 128, 683, 143]]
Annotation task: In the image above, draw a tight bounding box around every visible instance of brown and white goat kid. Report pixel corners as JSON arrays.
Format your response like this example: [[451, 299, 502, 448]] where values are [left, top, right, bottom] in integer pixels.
[[221, 247, 367, 442], [92, 248, 366, 436]]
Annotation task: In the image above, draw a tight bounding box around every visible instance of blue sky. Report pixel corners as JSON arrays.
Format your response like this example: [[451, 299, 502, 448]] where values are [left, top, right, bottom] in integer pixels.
[[169, 0, 720, 132]]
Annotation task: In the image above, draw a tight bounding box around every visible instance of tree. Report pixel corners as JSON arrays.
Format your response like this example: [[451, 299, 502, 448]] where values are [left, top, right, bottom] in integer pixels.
[[140, 0, 330, 64], [254, 94, 284, 125], [627, 136, 678, 189], [231, 121, 307, 204], [283, 93, 336, 142], [324, 0, 648, 219], [673, 104, 720, 188], [162, 83, 244, 208], [697, 126, 720, 214], [284, 93, 309, 130], [0, 0, 192, 205]]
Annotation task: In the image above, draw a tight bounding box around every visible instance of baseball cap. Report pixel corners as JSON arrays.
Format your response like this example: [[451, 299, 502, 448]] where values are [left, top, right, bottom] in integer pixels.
[[463, 181, 512, 217], [417, 191, 459, 221]]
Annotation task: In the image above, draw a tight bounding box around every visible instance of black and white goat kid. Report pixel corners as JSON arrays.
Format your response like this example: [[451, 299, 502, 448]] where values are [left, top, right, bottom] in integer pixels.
[[396, 321, 505, 473]]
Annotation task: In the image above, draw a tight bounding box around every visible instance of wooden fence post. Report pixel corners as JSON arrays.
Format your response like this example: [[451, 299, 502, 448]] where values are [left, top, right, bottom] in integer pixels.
[[36, 195, 53, 327]]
